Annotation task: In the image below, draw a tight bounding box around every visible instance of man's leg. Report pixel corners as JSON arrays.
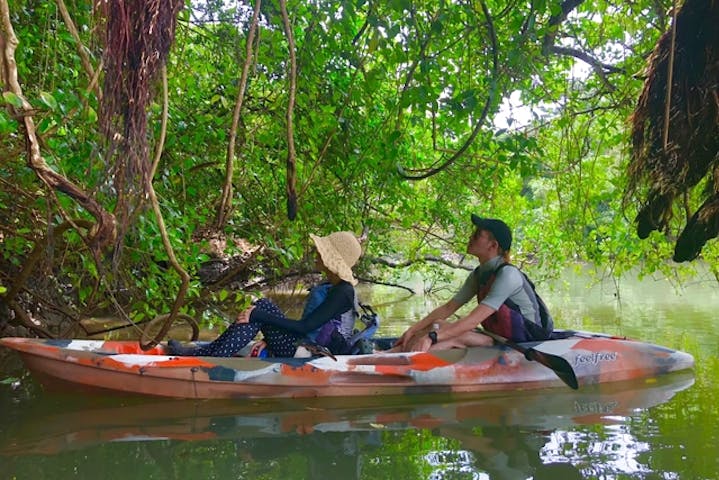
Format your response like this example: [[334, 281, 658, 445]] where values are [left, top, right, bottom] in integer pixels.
[[431, 330, 493, 350]]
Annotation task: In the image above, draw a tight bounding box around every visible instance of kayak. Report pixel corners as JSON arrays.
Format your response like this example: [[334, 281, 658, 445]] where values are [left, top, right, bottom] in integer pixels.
[[0, 331, 694, 399], [1, 370, 695, 455]]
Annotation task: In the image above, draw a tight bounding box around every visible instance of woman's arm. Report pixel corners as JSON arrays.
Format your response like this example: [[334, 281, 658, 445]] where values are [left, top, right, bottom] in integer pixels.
[[250, 282, 354, 335]]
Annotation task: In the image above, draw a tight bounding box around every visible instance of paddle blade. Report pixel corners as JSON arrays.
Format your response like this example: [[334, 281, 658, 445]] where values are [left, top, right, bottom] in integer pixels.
[[476, 328, 579, 390], [526, 348, 579, 390]]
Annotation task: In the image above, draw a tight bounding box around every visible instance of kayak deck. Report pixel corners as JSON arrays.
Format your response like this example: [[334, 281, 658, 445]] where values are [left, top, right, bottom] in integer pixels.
[[0, 331, 695, 399]]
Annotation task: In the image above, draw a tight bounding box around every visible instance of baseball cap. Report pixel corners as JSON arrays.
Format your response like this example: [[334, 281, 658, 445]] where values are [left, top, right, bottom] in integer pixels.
[[471, 214, 512, 251]]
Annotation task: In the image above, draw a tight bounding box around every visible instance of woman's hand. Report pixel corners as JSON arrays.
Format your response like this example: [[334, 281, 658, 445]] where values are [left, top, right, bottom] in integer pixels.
[[235, 305, 255, 324]]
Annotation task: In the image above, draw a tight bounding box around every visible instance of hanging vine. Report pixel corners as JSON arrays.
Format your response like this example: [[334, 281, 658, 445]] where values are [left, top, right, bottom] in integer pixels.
[[97, 0, 184, 249], [279, 0, 298, 220], [215, 0, 262, 229], [626, 0, 719, 261]]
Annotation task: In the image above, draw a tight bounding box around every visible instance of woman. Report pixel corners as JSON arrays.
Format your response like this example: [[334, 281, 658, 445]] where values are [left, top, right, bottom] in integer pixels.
[[167, 231, 362, 357]]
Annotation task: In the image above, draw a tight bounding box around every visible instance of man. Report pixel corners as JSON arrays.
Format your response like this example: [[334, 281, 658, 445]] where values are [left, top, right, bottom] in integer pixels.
[[394, 214, 553, 352]]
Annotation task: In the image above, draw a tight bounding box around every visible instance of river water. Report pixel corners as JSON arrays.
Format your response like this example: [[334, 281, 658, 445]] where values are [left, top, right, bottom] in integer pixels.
[[1, 267, 717, 479]]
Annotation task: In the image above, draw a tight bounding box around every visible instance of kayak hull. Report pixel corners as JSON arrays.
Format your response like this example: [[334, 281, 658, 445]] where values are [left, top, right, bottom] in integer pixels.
[[0, 332, 694, 399]]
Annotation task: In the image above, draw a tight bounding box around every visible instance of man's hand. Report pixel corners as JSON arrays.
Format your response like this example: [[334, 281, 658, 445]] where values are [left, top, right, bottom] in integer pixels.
[[406, 333, 433, 352], [236, 305, 255, 324], [393, 326, 419, 349]]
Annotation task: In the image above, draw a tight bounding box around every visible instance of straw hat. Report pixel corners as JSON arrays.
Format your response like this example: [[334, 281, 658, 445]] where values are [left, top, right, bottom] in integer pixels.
[[310, 231, 362, 285]]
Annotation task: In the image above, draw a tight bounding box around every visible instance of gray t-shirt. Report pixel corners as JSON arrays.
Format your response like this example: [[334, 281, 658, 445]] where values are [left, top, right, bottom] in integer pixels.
[[452, 256, 539, 322]]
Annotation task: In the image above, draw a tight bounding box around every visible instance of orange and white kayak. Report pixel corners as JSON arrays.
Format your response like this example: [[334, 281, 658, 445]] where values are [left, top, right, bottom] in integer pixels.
[[0, 331, 694, 399]]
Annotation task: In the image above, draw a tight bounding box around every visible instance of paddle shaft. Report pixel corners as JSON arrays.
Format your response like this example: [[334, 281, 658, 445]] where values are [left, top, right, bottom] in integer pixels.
[[478, 329, 579, 390], [479, 328, 531, 353]]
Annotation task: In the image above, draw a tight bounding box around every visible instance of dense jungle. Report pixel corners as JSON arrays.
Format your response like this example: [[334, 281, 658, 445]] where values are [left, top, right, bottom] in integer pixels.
[[1, 0, 718, 344]]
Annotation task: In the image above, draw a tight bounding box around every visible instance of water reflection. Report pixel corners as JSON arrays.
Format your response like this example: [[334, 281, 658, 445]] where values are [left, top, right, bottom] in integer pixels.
[[1, 372, 694, 479], [429, 429, 583, 480]]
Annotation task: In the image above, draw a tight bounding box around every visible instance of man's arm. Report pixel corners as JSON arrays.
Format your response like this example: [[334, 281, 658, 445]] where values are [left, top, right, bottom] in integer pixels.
[[405, 303, 496, 351], [434, 303, 494, 341], [394, 300, 461, 348]]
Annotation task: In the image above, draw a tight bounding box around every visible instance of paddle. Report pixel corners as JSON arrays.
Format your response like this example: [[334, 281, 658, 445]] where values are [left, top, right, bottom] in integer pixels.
[[478, 329, 579, 390]]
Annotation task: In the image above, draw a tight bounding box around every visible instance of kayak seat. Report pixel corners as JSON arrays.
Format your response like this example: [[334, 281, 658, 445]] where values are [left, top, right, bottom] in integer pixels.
[[548, 330, 577, 340], [347, 303, 380, 354]]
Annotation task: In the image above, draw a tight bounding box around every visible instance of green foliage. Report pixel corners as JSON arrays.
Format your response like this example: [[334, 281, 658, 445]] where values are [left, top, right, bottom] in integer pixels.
[[3, 91, 24, 108]]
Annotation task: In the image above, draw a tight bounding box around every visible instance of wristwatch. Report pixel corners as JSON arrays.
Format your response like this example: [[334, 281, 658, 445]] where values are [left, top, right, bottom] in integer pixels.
[[428, 330, 438, 345]]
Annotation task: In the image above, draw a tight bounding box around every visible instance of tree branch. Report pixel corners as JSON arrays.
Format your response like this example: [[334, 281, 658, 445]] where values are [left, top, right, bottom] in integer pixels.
[[357, 276, 416, 294], [545, 45, 623, 92], [279, 0, 298, 220], [215, 0, 262, 228], [541, 0, 625, 92], [55, 0, 101, 99], [397, 0, 499, 180], [139, 66, 191, 350], [0, 0, 116, 255], [542, 0, 586, 52], [368, 255, 473, 271]]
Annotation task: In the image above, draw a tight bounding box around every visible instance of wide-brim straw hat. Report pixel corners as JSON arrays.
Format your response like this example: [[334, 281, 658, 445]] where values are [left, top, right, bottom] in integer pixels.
[[310, 231, 362, 285]]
